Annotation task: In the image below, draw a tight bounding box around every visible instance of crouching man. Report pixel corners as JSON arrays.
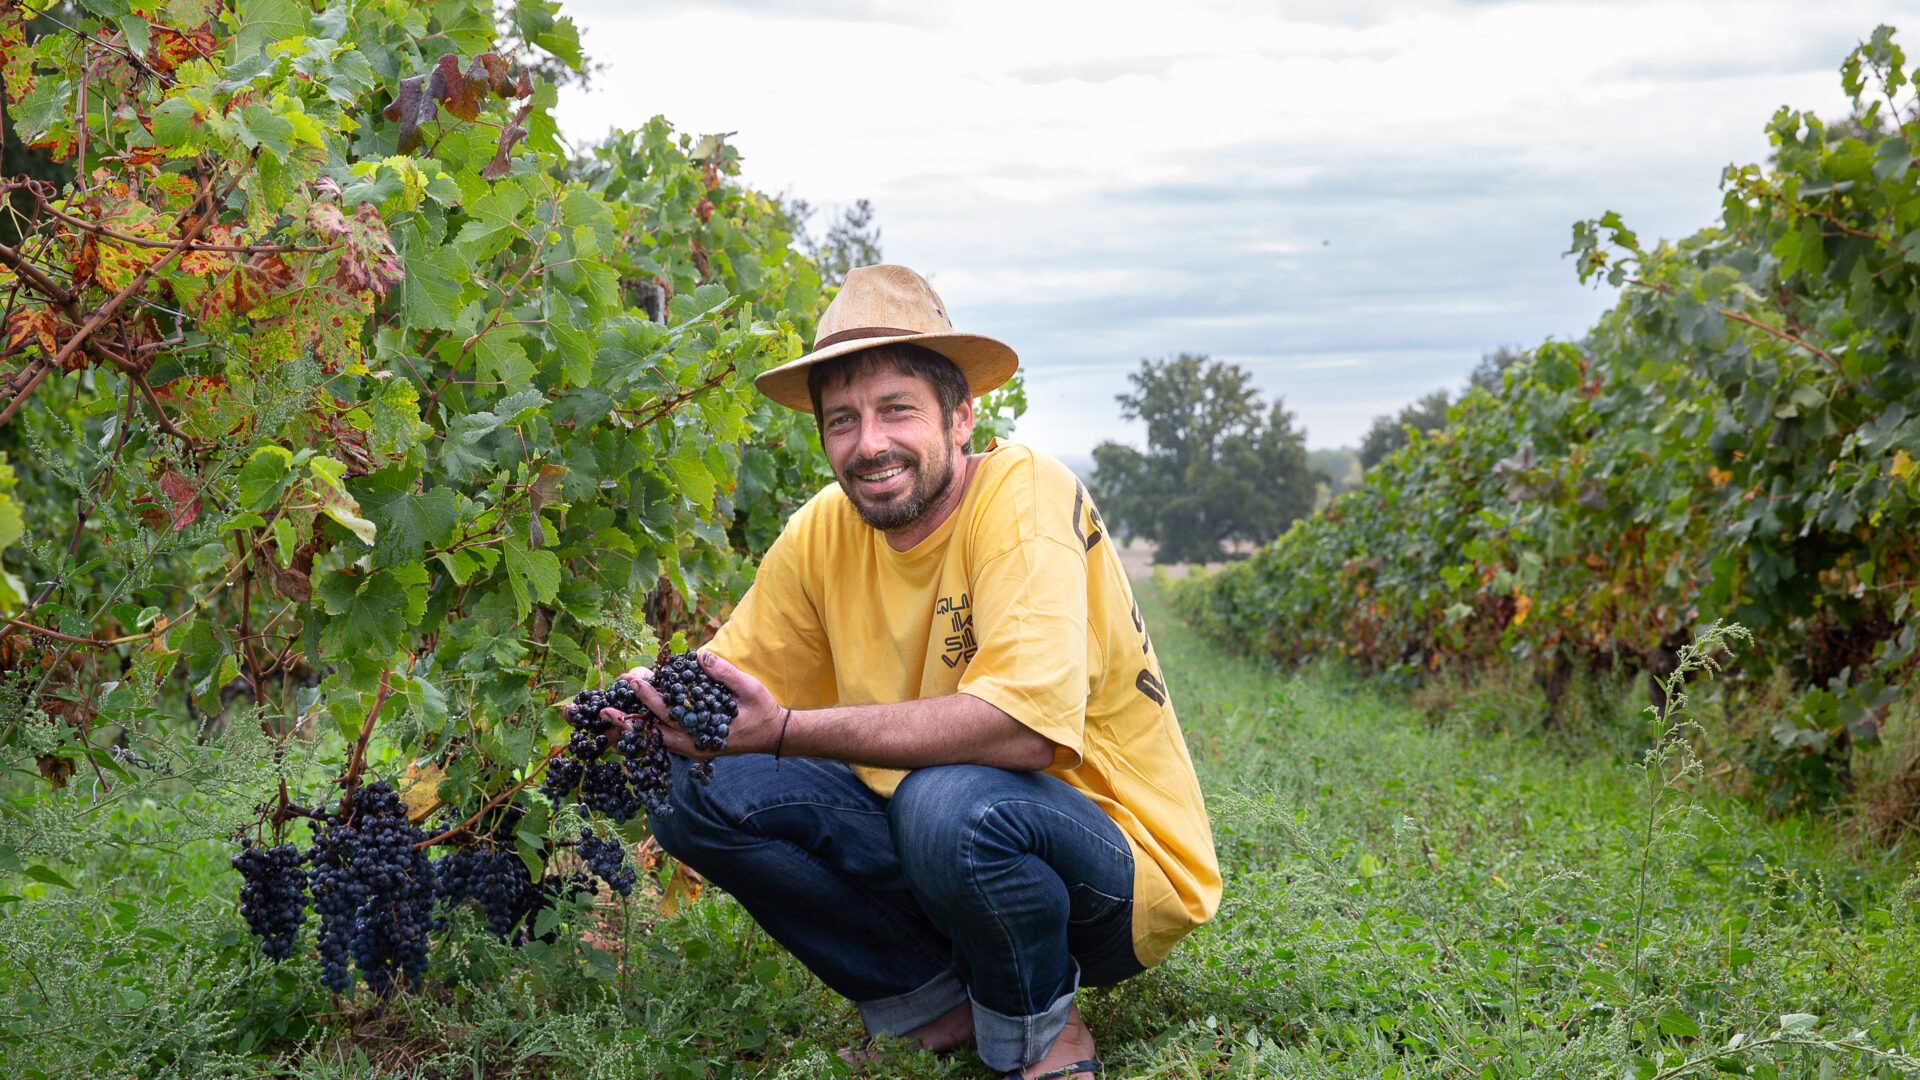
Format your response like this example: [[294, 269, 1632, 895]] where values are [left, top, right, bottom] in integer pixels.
[[612, 265, 1220, 1080]]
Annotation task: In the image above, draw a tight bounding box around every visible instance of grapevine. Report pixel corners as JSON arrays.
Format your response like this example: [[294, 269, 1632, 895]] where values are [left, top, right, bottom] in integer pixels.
[[1172, 26, 1920, 807]]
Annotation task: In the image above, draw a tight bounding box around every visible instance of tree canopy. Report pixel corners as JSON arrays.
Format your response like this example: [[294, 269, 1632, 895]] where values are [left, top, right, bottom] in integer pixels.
[[1090, 354, 1313, 564]]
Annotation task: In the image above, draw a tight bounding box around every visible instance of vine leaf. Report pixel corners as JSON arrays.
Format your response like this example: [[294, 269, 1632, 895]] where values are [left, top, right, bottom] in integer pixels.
[[308, 202, 405, 296], [0, 1, 35, 107], [383, 52, 536, 157], [5, 306, 60, 357], [381, 73, 437, 155], [155, 470, 203, 530], [483, 105, 532, 181], [306, 456, 378, 546], [430, 53, 485, 122]]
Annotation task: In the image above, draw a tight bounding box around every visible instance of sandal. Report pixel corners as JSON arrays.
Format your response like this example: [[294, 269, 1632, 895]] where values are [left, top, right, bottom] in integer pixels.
[[1003, 1059, 1100, 1080]]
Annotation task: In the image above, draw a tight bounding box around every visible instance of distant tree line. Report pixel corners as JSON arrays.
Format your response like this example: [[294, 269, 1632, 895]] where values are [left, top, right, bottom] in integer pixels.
[[1357, 346, 1523, 469]]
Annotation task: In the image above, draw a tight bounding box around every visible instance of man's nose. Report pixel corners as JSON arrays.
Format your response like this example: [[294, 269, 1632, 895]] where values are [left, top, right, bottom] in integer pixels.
[[854, 412, 891, 460]]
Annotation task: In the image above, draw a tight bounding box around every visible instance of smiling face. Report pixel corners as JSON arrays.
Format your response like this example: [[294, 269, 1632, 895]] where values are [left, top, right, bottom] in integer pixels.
[[817, 364, 976, 535]]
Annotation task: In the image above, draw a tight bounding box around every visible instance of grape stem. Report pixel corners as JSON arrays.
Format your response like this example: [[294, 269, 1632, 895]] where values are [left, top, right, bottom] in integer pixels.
[[335, 670, 396, 808]]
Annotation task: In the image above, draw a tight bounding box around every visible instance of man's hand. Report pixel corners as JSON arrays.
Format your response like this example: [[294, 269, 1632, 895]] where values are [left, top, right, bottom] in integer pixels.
[[606, 652, 783, 761]]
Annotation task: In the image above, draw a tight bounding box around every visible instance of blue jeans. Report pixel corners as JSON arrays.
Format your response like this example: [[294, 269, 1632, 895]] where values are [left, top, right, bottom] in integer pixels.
[[647, 753, 1143, 1073]]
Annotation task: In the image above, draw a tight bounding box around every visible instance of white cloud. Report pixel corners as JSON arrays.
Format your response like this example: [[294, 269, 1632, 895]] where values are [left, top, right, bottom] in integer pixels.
[[553, 0, 1917, 451]]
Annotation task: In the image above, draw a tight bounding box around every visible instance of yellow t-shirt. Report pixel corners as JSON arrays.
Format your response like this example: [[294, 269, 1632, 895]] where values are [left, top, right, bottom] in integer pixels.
[[706, 442, 1221, 966]]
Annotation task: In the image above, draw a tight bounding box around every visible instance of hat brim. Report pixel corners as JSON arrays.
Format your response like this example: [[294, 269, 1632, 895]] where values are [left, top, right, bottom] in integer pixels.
[[754, 331, 1019, 412]]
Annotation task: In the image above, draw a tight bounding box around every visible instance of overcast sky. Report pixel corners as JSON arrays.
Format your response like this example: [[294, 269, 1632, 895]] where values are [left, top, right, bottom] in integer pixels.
[[553, 0, 1916, 456]]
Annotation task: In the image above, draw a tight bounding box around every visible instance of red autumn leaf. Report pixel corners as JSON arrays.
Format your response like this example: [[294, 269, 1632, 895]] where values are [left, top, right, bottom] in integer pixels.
[[154, 469, 202, 531], [381, 73, 436, 154], [6, 306, 61, 358], [482, 105, 532, 181], [132, 497, 170, 532], [431, 53, 484, 122], [147, 24, 219, 76], [471, 52, 514, 97], [70, 234, 99, 288]]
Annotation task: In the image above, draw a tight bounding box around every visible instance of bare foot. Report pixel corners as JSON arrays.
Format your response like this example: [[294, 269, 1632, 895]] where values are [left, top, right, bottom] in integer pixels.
[[1013, 1003, 1097, 1079], [838, 1000, 975, 1067]]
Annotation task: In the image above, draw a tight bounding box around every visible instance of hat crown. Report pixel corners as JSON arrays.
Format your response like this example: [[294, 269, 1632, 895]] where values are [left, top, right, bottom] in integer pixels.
[[815, 264, 952, 346]]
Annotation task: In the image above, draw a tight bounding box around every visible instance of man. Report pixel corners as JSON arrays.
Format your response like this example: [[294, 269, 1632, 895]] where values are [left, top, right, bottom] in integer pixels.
[[611, 265, 1219, 1080]]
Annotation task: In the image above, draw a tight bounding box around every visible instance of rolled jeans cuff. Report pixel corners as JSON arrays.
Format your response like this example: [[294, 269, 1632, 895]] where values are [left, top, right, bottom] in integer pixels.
[[856, 968, 968, 1036], [969, 959, 1082, 1073]]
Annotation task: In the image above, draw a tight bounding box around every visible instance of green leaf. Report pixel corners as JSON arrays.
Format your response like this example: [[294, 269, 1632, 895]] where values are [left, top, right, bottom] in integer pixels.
[[24, 865, 75, 890], [115, 14, 150, 56], [399, 230, 469, 331], [354, 466, 459, 566], [306, 456, 377, 545], [503, 534, 561, 620], [228, 0, 308, 61], [317, 567, 418, 656], [663, 455, 715, 511], [516, 835, 544, 881], [1657, 1007, 1700, 1038], [238, 446, 296, 511], [547, 631, 589, 670]]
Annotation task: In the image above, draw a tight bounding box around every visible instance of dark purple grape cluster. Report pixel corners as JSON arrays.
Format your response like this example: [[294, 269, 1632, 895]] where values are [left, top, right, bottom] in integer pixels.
[[231, 840, 307, 960], [576, 829, 636, 896], [435, 844, 541, 941], [616, 714, 673, 818], [647, 650, 736, 783], [545, 650, 731, 818], [430, 803, 545, 942], [308, 781, 437, 996]]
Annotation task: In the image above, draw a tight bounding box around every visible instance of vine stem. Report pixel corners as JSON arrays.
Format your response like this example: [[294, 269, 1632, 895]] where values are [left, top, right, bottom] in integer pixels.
[[414, 747, 562, 849], [1627, 277, 1851, 384], [336, 669, 395, 807], [611, 360, 737, 429]]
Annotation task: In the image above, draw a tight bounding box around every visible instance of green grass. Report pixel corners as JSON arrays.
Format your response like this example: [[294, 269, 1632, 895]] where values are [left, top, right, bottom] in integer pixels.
[[3, 587, 1918, 1078]]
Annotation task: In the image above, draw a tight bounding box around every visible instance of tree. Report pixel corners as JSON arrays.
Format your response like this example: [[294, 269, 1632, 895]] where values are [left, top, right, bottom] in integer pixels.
[[1090, 355, 1314, 564], [1469, 345, 1526, 393], [1358, 388, 1451, 470], [778, 197, 883, 288]]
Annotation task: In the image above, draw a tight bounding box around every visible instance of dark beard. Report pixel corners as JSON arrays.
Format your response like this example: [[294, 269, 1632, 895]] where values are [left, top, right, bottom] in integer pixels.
[[837, 445, 958, 532]]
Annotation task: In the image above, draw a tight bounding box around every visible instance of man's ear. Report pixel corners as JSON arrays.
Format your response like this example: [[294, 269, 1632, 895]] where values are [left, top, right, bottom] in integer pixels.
[[950, 395, 976, 451]]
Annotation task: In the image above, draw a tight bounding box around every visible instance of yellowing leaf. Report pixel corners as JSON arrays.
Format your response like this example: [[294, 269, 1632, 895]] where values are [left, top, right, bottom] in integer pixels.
[[1707, 466, 1732, 487], [398, 761, 447, 823], [1512, 591, 1533, 628], [1892, 450, 1915, 479], [658, 859, 704, 917]]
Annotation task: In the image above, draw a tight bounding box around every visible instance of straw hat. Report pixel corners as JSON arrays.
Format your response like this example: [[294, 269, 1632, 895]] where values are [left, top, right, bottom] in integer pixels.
[[753, 264, 1019, 411]]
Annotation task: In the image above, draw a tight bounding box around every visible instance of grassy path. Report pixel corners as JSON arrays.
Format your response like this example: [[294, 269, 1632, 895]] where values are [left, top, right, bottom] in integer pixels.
[[1067, 589, 1919, 1079]]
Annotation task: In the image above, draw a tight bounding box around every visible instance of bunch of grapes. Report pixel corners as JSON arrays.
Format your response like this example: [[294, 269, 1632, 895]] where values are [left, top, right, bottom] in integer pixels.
[[430, 802, 546, 942], [231, 840, 307, 960], [647, 649, 737, 783], [576, 829, 637, 896], [308, 781, 438, 995], [544, 649, 735, 817], [435, 844, 542, 940]]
